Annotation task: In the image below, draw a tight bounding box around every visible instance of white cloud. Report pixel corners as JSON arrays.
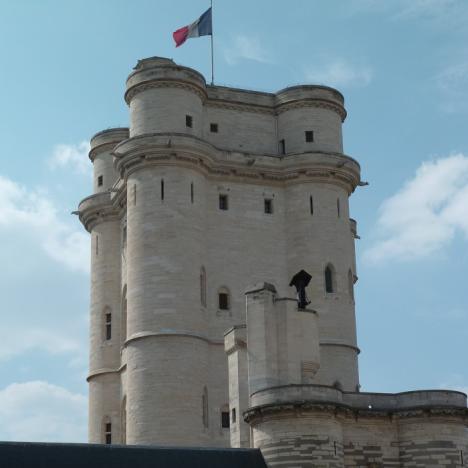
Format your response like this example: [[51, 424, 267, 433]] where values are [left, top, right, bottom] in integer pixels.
[[305, 59, 373, 88], [48, 141, 91, 176], [224, 35, 271, 65], [0, 175, 89, 274], [0, 329, 80, 361], [0, 381, 87, 442], [365, 154, 468, 263]]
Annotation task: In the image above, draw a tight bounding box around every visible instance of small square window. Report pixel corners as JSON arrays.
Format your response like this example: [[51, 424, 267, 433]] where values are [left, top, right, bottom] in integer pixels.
[[210, 123, 218, 133], [264, 199, 273, 214], [221, 411, 230, 428], [219, 293, 229, 310], [97, 175, 103, 187], [305, 131, 314, 142], [186, 115, 193, 128], [219, 194, 228, 210]]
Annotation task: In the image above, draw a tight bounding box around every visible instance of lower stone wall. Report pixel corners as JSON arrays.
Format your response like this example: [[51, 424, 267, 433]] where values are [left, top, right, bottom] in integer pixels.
[[252, 412, 344, 468], [247, 405, 468, 468], [398, 415, 467, 468]]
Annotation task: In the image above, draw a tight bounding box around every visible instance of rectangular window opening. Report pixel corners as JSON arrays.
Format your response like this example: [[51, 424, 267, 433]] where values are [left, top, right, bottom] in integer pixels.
[[210, 123, 218, 133], [310, 196, 314, 215], [305, 130, 314, 143], [219, 293, 229, 310], [337, 198, 340, 218], [221, 411, 230, 428], [191, 183, 194, 204], [264, 199, 273, 214], [279, 139, 286, 155], [219, 194, 228, 211], [231, 408, 236, 423], [186, 115, 193, 128], [97, 175, 103, 187], [161, 179, 165, 201]]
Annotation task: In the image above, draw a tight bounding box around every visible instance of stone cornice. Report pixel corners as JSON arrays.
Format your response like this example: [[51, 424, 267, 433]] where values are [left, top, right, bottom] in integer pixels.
[[87, 364, 126, 382], [276, 98, 347, 122], [113, 133, 361, 194], [77, 192, 120, 232], [243, 400, 468, 424], [125, 331, 224, 347], [89, 141, 120, 162], [125, 79, 207, 105]]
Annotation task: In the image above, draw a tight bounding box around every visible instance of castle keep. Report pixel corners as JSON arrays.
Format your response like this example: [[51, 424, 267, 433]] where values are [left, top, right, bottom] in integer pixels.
[[77, 56, 468, 466]]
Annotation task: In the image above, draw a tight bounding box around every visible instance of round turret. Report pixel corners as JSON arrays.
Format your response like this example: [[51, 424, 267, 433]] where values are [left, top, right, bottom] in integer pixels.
[[90, 128, 129, 193], [276, 85, 346, 155], [125, 57, 207, 138]]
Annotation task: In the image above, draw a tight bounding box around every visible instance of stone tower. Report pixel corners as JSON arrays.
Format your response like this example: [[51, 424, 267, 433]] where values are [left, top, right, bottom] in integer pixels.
[[77, 57, 467, 465]]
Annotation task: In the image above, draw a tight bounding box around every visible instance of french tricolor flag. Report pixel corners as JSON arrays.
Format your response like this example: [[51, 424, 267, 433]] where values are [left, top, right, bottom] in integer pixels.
[[173, 8, 212, 48]]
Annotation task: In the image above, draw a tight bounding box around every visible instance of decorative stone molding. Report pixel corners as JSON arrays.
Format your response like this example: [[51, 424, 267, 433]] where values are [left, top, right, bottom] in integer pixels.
[[125, 79, 207, 104], [244, 399, 468, 424], [276, 98, 347, 121], [77, 192, 120, 232]]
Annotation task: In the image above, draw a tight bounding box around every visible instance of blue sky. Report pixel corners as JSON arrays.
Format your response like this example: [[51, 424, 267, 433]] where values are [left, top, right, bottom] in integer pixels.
[[0, 0, 467, 442]]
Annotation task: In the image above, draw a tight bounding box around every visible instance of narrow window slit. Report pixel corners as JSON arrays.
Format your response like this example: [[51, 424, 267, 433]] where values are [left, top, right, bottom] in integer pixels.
[[105, 422, 112, 445], [105, 312, 112, 340], [161, 179, 164, 201], [279, 139, 286, 155]]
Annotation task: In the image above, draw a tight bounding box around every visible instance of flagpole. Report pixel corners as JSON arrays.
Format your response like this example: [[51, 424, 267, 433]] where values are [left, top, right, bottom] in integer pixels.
[[210, 0, 214, 85]]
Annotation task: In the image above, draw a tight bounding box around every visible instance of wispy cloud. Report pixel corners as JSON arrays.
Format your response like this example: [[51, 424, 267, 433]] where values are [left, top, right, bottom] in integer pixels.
[[364, 153, 468, 263], [435, 61, 468, 113], [223, 35, 272, 65], [0, 381, 87, 442], [0, 175, 89, 273], [48, 141, 91, 176], [392, 0, 460, 21], [439, 374, 468, 395], [305, 59, 373, 88], [0, 329, 80, 361], [348, 0, 464, 22]]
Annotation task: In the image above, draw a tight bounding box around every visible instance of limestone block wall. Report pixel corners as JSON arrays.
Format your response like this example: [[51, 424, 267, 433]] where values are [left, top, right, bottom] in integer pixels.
[[251, 411, 344, 468], [88, 217, 121, 443], [285, 181, 359, 391], [398, 416, 467, 467], [124, 163, 213, 446], [88, 374, 121, 444], [203, 105, 277, 154], [224, 325, 250, 448], [89, 128, 129, 193]]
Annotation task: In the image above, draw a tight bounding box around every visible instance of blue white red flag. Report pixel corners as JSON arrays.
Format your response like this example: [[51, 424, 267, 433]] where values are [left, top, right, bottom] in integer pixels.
[[173, 8, 212, 47]]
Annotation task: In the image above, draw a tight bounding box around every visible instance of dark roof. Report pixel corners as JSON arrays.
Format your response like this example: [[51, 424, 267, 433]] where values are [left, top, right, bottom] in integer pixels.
[[0, 442, 268, 468]]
